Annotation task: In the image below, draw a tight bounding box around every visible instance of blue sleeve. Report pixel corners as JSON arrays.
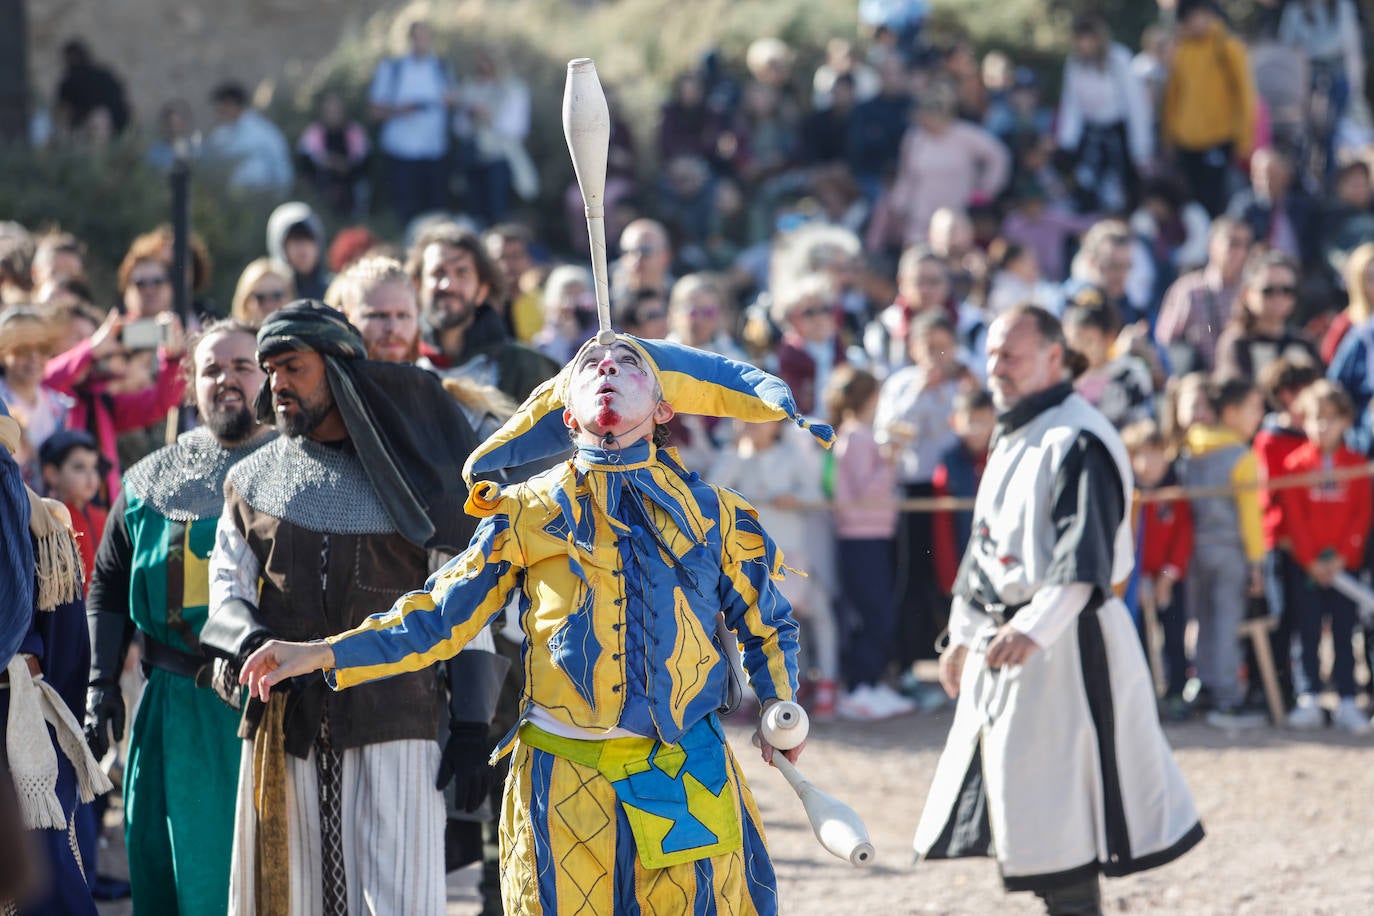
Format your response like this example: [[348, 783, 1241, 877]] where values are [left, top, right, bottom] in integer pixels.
[[717, 491, 800, 704], [1329, 332, 1374, 454], [326, 514, 521, 689], [0, 448, 34, 669]]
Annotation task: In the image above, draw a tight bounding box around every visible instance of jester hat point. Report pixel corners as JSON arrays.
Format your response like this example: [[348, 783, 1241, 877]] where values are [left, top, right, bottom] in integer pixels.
[[462, 334, 835, 484]]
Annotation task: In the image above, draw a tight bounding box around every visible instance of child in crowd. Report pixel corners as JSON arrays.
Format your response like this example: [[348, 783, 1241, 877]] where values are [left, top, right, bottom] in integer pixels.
[[825, 366, 915, 720], [930, 388, 995, 595], [1178, 377, 1266, 727], [1276, 382, 1372, 734], [1253, 357, 1322, 710], [1122, 419, 1194, 722], [874, 311, 973, 676], [39, 429, 107, 590], [1062, 300, 1154, 429], [1161, 371, 1213, 456], [710, 419, 841, 718]]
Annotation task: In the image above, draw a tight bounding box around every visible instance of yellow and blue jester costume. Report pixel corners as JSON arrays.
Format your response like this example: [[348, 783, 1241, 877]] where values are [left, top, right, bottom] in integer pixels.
[[321, 335, 834, 914]]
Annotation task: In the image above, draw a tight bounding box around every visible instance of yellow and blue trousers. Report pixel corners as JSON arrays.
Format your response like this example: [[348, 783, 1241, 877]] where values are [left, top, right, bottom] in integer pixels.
[[499, 717, 779, 915]]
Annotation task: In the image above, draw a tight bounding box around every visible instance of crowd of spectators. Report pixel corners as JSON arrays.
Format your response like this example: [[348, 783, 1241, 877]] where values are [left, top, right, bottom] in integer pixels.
[[6, 0, 1374, 730]]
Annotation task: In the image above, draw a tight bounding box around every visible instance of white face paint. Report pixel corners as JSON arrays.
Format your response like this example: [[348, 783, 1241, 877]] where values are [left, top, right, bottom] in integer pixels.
[[564, 342, 663, 442]]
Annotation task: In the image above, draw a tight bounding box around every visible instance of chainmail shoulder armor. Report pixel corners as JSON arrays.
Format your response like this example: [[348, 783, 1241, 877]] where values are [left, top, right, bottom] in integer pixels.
[[226, 435, 396, 535], [123, 427, 278, 522]]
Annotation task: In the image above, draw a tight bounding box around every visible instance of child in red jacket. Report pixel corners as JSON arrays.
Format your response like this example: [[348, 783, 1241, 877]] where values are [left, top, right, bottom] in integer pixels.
[[38, 429, 107, 591], [1277, 381, 1372, 734], [1123, 419, 1195, 720], [1253, 357, 1322, 709]]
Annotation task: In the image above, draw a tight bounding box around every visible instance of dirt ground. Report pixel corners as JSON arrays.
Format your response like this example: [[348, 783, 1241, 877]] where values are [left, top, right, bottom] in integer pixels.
[[95, 692, 1374, 916]]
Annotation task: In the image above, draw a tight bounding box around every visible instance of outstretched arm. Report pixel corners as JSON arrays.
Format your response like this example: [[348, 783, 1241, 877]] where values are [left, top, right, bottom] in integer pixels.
[[241, 513, 522, 700]]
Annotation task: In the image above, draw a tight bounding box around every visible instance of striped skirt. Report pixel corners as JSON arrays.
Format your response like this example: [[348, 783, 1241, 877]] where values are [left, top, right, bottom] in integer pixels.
[[227, 737, 446, 916], [500, 737, 779, 915]]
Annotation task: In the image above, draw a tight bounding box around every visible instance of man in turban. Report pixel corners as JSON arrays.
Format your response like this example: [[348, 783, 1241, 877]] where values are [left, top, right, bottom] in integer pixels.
[[204, 301, 506, 914], [239, 333, 832, 914]]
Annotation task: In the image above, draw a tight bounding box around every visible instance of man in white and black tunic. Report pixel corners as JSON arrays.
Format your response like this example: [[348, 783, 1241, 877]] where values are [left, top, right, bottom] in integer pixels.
[[913, 306, 1202, 915]]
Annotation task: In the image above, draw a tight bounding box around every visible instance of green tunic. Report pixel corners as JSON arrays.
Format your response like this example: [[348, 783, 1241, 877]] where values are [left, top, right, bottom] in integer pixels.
[[89, 428, 274, 916], [123, 497, 240, 916]]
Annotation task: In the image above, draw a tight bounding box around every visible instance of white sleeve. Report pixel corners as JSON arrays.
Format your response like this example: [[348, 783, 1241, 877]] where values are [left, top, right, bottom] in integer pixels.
[[1056, 60, 1083, 152], [1007, 582, 1095, 649], [1118, 47, 1154, 166], [462, 622, 496, 654], [494, 82, 531, 141], [209, 503, 260, 611], [948, 594, 993, 649]]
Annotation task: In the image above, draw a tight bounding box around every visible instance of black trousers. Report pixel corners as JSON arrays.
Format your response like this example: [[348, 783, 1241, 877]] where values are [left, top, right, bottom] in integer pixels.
[[895, 482, 945, 667], [1175, 143, 1233, 218], [1035, 875, 1103, 915]]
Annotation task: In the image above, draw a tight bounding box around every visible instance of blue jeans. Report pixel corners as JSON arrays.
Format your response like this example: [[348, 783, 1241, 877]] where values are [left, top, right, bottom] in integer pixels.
[[838, 537, 897, 688], [464, 158, 512, 227], [386, 154, 449, 226]]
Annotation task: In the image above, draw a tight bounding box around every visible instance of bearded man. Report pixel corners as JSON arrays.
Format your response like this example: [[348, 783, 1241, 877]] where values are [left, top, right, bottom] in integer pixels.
[[204, 301, 500, 915], [85, 320, 276, 914], [913, 306, 1201, 915], [410, 222, 558, 403]]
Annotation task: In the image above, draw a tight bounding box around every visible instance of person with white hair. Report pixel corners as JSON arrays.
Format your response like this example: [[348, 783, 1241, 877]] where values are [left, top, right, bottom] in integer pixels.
[[531, 264, 596, 365], [773, 273, 846, 415]]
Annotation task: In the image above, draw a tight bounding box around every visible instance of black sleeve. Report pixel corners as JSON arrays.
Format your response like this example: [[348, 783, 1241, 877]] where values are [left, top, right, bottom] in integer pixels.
[[87, 491, 136, 685], [1044, 432, 1125, 592]]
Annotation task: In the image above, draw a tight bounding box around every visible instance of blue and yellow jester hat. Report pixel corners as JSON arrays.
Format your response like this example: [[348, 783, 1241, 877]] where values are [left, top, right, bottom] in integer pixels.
[[462, 334, 835, 484]]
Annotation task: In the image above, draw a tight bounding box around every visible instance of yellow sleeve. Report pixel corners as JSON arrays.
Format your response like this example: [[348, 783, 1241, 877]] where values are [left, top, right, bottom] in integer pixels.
[[716, 487, 800, 704], [1232, 452, 1264, 562]]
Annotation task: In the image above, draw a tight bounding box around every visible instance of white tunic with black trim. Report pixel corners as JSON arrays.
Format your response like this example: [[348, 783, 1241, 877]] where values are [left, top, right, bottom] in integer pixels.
[[913, 383, 1202, 892]]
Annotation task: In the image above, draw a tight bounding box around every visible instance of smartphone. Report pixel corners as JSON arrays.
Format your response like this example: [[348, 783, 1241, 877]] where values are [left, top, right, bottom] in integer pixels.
[[121, 318, 164, 350]]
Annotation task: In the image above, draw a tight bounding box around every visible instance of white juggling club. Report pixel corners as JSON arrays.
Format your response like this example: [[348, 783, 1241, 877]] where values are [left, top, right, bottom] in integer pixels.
[[760, 700, 808, 750], [561, 58, 615, 346], [753, 735, 876, 867]]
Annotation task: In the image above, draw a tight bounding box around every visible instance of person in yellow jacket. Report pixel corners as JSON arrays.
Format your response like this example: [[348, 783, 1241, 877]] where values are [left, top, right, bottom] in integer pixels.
[[237, 333, 835, 914], [1162, 0, 1256, 216]]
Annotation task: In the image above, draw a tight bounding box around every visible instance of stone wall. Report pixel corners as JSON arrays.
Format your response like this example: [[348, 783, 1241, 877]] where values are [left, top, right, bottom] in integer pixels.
[[27, 0, 410, 130]]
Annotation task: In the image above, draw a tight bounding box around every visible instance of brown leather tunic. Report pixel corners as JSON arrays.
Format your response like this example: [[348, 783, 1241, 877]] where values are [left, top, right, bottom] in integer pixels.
[[225, 482, 442, 758]]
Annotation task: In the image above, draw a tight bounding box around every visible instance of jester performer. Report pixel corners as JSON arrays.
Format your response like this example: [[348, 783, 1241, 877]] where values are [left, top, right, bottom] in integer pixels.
[[913, 307, 1202, 915], [84, 320, 276, 915], [1, 400, 111, 915], [239, 333, 828, 914]]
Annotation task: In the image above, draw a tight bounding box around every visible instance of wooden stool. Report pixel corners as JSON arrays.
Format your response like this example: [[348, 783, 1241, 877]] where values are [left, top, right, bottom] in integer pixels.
[[1237, 616, 1285, 726]]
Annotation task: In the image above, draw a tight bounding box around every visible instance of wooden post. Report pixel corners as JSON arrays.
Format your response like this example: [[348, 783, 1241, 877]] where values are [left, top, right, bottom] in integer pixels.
[[1140, 586, 1165, 698], [0, 0, 29, 144], [1238, 617, 1286, 726]]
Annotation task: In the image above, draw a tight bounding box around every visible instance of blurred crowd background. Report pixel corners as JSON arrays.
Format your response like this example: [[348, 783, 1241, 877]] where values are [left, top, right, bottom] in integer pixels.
[[4, 0, 1374, 730]]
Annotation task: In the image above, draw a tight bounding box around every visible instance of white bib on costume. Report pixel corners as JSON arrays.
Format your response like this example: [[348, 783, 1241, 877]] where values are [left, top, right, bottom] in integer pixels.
[[963, 392, 1134, 610]]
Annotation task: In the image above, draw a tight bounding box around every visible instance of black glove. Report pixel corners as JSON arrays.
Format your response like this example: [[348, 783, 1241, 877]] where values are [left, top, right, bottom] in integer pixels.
[[437, 722, 495, 811], [85, 681, 125, 760]]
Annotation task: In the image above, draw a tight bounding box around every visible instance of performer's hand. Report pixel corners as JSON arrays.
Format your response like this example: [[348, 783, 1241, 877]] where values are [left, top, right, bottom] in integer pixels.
[[985, 625, 1040, 670], [757, 730, 805, 767], [84, 683, 125, 760], [239, 639, 334, 702], [938, 644, 968, 698]]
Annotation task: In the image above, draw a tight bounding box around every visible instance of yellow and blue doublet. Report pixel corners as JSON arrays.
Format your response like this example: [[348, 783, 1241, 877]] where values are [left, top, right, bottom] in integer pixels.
[[325, 439, 799, 914]]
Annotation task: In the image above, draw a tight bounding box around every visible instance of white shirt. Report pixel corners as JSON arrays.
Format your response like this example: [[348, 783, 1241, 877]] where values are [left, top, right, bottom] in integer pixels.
[[370, 54, 453, 160], [1056, 44, 1153, 167], [204, 110, 293, 193]]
